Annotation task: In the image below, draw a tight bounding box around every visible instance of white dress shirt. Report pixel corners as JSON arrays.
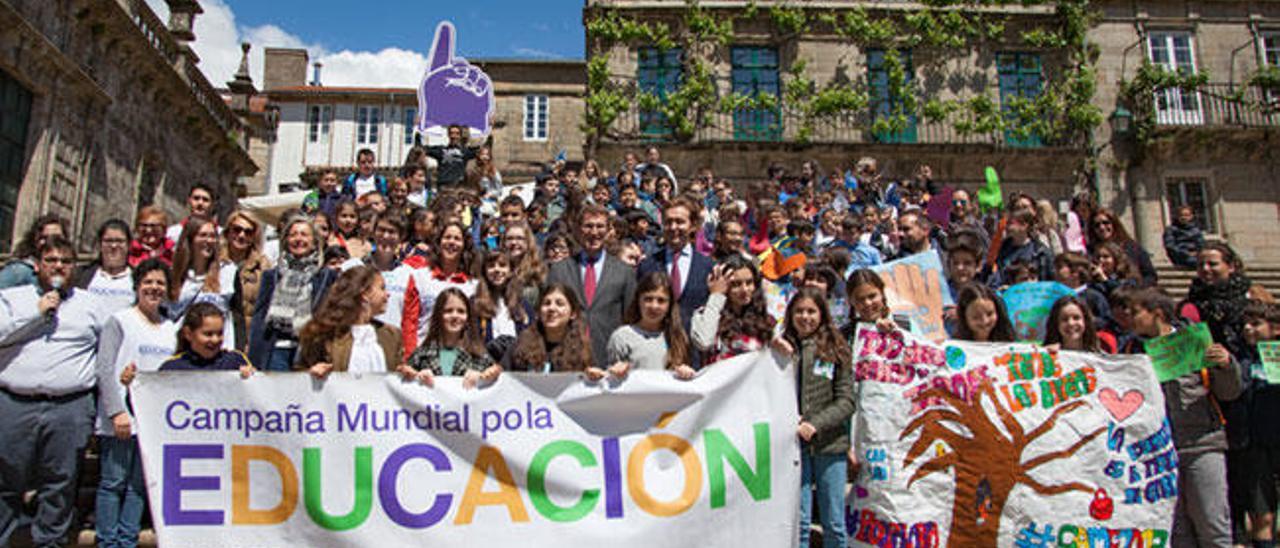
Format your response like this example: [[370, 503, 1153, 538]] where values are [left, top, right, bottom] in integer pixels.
[[0, 286, 108, 396]]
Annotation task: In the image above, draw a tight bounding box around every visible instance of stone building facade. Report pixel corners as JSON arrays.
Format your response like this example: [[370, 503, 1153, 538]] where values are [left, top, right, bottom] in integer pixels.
[[257, 50, 584, 193], [583, 0, 1089, 207], [0, 0, 257, 250], [1090, 0, 1280, 265], [582, 0, 1280, 264]]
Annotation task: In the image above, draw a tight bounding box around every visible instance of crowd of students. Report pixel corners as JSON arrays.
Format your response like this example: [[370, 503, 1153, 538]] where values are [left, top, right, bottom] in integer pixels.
[[0, 128, 1277, 548]]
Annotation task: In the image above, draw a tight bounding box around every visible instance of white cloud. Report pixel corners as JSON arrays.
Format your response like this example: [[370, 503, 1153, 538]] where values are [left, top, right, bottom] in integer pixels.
[[511, 47, 563, 59], [313, 48, 429, 87], [143, 0, 424, 88]]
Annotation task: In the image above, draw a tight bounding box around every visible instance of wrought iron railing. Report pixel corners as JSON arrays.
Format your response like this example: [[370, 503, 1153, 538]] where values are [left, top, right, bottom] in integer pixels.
[[1153, 83, 1280, 128], [600, 79, 1084, 148]]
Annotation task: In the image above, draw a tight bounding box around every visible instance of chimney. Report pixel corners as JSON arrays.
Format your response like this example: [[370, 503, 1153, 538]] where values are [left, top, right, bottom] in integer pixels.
[[311, 62, 323, 87], [263, 48, 308, 90]]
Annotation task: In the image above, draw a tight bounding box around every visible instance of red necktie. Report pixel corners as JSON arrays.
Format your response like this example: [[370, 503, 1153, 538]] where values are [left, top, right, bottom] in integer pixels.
[[670, 253, 682, 300], [584, 260, 597, 307]]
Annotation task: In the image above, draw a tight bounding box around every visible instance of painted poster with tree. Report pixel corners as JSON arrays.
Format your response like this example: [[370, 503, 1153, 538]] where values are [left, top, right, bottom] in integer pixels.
[[848, 325, 1175, 547]]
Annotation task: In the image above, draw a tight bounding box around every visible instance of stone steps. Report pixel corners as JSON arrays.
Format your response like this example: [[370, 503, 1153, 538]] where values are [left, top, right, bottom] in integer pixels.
[[1156, 263, 1280, 300]]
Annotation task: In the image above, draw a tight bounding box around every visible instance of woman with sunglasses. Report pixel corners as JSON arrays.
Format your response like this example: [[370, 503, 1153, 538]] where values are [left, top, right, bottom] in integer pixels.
[[1088, 208, 1157, 287], [223, 211, 273, 351]]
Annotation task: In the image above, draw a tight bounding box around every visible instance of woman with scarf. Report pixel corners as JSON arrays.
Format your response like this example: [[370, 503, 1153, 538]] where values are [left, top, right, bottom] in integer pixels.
[[247, 216, 337, 371], [1186, 242, 1272, 358]]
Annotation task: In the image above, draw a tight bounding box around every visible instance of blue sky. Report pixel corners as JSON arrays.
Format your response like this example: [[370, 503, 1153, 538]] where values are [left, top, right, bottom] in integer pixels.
[[146, 0, 587, 88], [225, 0, 586, 60]]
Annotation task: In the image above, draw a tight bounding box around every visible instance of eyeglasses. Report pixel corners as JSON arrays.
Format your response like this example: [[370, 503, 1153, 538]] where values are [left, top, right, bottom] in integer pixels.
[[228, 225, 256, 236], [952, 200, 969, 206], [1094, 220, 1112, 227]]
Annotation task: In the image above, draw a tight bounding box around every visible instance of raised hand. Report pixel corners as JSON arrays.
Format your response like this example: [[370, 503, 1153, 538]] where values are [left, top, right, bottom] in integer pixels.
[[884, 263, 946, 339], [417, 22, 494, 136]]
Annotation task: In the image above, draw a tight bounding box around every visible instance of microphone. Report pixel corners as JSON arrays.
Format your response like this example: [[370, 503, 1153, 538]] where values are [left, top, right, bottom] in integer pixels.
[[44, 276, 66, 315]]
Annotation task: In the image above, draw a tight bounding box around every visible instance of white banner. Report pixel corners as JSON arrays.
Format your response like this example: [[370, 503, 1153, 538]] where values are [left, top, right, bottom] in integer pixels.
[[132, 351, 800, 547], [849, 325, 1176, 547]]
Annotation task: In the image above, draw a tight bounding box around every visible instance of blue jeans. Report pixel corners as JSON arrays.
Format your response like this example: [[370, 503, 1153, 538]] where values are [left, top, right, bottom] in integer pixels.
[[800, 451, 848, 548], [266, 346, 297, 372], [95, 435, 146, 548]]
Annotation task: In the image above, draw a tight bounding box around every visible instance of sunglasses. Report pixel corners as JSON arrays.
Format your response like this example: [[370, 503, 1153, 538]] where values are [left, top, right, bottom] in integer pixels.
[[228, 225, 256, 236]]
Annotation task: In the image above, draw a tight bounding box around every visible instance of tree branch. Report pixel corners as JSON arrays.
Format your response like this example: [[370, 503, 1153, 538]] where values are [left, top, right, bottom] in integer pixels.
[[902, 408, 965, 439], [982, 380, 1025, 444], [1024, 400, 1089, 444], [1017, 472, 1094, 497], [903, 420, 968, 465], [1021, 425, 1106, 471], [907, 452, 958, 487]]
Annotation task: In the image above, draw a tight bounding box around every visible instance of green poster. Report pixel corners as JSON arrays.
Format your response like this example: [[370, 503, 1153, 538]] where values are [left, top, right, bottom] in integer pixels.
[[1144, 323, 1213, 383], [1260, 341, 1280, 384]]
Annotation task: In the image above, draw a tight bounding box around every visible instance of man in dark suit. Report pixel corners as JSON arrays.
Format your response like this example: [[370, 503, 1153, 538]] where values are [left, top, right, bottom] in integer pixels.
[[638, 197, 712, 330], [547, 204, 636, 365]]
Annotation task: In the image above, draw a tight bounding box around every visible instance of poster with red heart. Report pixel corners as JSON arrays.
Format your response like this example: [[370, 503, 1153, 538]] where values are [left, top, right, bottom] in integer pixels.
[[848, 325, 1175, 547]]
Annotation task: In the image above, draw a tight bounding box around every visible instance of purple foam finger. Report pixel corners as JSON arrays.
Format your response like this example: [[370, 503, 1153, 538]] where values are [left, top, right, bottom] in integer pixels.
[[417, 21, 495, 136], [428, 22, 455, 72]]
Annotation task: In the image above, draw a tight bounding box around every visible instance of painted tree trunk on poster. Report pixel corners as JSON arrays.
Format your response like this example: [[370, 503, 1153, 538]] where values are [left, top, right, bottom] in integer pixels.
[[848, 325, 1176, 547]]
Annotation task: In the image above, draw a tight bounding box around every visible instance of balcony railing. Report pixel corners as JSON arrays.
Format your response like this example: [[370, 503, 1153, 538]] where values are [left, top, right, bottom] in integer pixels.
[[1153, 83, 1280, 128], [601, 82, 1085, 149], [122, 0, 243, 135]]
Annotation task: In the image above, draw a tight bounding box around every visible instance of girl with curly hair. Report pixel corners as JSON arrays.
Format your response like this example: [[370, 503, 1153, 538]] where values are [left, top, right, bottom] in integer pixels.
[[296, 266, 403, 378], [691, 255, 778, 365]]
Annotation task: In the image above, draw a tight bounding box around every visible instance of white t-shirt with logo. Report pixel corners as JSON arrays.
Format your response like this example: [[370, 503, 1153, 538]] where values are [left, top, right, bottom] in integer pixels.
[[86, 268, 135, 316], [94, 307, 178, 436]]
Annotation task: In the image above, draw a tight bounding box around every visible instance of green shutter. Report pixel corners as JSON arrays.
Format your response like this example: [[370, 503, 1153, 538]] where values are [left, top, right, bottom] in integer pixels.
[[997, 52, 1043, 148], [730, 46, 782, 141], [867, 49, 917, 144]]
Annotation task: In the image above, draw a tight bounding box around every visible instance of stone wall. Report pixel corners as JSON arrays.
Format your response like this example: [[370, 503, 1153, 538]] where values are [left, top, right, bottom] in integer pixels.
[[595, 141, 1086, 203], [1, 0, 255, 249]]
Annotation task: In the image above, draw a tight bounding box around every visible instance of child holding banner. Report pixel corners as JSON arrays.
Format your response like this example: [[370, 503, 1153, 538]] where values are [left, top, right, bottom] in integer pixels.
[[1233, 301, 1280, 547], [1042, 295, 1104, 353], [158, 302, 255, 375], [1128, 288, 1242, 547], [295, 266, 404, 378], [953, 283, 1015, 343], [780, 287, 853, 548], [405, 287, 499, 388], [842, 269, 896, 334], [503, 283, 595, 376], [607, 272, 694, 379]]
